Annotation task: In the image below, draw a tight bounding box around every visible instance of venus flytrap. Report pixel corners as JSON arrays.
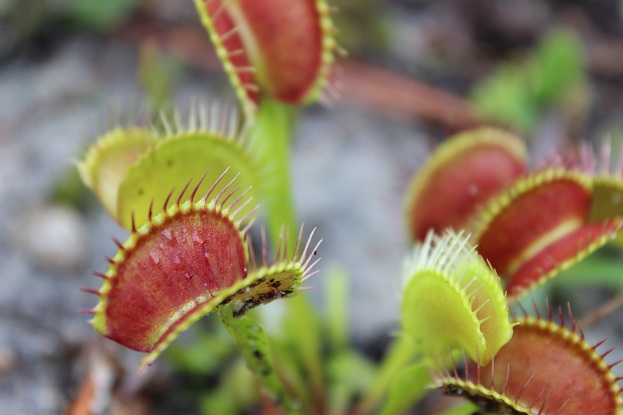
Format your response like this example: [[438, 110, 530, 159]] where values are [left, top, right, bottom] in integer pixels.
[[193, 0, 338, 119], [78, 106, 258, 230], [193, 0, 340, 250], [401, 230, 513, 365], [435, 303, 623, 414], [81, 167, 321, 367], [405, 127, 527, 242], [357, 230, 514, 415], [75, 2, 623, 412], [192, 2, 342, 410], [397, 127, 623, 415], [470, 168, 623, 298], [78, 100, 324, 413]]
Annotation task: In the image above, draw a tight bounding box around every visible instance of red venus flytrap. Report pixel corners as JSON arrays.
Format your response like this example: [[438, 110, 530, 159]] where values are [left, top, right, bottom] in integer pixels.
[[470, 168, 622, 297], [193, 0, 339, 119], [81, 170, 321, 371], [434, 303, 623, 414], [78, 99, 323, 413], [405, 127, 623, 299], [78, 105, 259, 231], [405, 127, 528, 243], [192, 0, 341, 259], [73, 0, 623, 409], [396, 127, 623, 414]]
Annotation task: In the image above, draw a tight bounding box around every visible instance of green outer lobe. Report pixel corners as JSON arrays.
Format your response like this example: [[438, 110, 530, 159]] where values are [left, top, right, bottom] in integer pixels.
[[226, 263, 304, 317], [403, 270, 485, 360], [590, 176, 623, 222], [402, 231, 513, 365], [405, 127, 527, 242], [117, 131, 259, 230], [78, 127, 157, 220]]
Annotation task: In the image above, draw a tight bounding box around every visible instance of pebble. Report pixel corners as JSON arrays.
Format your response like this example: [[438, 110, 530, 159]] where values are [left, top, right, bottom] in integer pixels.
[[0, 347, 17, 374], [16, 205, 89, 271]]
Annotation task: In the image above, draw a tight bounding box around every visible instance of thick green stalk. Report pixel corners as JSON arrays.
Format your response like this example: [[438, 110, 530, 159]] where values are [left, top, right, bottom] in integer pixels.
[[220, 308, 301, 414], [250, 97, 326, 408], [250, 98, 299, 251]]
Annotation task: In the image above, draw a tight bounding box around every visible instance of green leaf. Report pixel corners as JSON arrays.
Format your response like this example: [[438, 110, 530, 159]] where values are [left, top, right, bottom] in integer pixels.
[[67, 0, 142, 30], [530, 29, 584, 106], [327, 351, 376, 415], [470, 28, 585, 133], [200, 358, 255, 415], [471, 65, 536, 132], [165, 325, 234, 375], [378, 364, 431, 415], [282, 294, 325, 407], [325, 267, 349, 354], [354, 335, 417, 415]]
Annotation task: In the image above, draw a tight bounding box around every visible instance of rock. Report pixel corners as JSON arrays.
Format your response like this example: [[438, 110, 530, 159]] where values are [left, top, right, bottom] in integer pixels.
[[16, 205, 89, 271]]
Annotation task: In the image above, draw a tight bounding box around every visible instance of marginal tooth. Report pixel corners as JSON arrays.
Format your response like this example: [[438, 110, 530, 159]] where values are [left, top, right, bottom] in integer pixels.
[[161, 229, 173, 241], [149, 252, 160, 266], [192, 233, 204, 244]]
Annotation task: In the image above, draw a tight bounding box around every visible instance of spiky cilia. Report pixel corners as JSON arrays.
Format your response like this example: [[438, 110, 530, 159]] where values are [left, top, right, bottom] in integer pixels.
[[78, 127, 158, 222], [433, 302, 623, 415], [543, 139, 623, 245], [404, 127, 527, 242], [78, 103, 261, 231], [402, 230, 513, 365], [193, 0, 338, 118], [470, 168, 623, 298], [224, 225, 322, 317], [82, 170, 321, 371]]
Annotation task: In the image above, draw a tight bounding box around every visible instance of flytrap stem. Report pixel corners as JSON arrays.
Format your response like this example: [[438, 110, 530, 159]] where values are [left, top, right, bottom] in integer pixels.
[[249, 97, 326, 407], [250, 98, 300, 252], [353, 335, 418, 415], [220, 308, 301, 414]]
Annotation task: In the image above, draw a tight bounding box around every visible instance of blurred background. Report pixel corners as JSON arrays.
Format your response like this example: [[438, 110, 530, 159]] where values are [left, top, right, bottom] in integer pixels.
[[1, 0, 623, 413]]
